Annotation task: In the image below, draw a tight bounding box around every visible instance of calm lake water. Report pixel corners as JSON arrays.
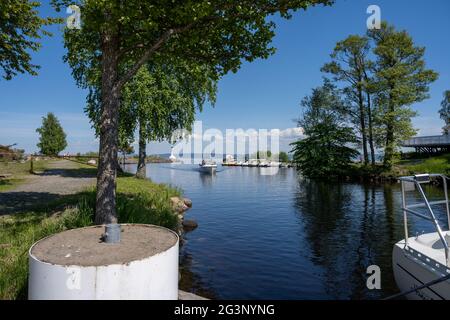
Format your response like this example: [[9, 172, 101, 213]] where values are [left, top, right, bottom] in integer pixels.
[[125, 163, 449, 300]]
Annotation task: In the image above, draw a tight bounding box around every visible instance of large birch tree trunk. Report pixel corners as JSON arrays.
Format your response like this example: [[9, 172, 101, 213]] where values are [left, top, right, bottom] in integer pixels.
[[95, 30, 120, 225]]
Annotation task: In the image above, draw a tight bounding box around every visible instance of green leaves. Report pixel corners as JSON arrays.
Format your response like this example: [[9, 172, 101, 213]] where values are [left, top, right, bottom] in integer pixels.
[[36, 113, 67, 156], [59, 0, 332, 90], [321, 22, 438, 167], [369, 22, 438, 165], [122, 60, 217, 143], [291, 81, 359, 179]]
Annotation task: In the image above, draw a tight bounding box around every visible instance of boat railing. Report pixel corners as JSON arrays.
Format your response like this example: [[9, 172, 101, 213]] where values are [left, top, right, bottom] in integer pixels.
[[399, 174, 450, 267]]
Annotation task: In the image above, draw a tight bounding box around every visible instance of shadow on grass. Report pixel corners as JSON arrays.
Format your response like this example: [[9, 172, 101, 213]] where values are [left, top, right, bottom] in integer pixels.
[[0, 190, 91, 216], [39, 167, 98, 178], [0, 179, 13, 186]]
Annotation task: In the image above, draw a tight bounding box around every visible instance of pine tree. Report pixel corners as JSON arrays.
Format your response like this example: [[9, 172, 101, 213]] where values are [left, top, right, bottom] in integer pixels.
[[368, 22, 438, 167], [36, 113, 67, 156], [321, 35, 374, 165]]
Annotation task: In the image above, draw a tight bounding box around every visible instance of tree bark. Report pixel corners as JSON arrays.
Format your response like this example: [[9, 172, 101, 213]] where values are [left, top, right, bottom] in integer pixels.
[[383, 90, 395, 167], [357, 85, 369, 165], [384, 123, 395, 167], [136, 118, 147, 179], [366, 92, 376, 165], [95, 29, 120, 225]]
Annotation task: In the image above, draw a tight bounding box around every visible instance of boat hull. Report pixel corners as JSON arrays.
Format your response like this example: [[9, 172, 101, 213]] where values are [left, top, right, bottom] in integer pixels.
[[393, 240, 450, 300], [199, 166, 216, 174]]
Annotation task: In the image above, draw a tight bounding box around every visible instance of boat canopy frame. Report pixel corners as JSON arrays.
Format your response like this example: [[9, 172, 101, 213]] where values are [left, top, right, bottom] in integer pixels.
[[399, 174, 450, 267]]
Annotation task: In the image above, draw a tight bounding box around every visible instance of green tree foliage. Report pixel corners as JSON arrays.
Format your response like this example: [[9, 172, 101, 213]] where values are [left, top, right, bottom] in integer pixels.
[[36, 113, 67, 156], [122, 63, 216, 179], [368, 22, 438, 167], [321, 35, 375, 165], [52, 0, 333, 224], [85, 61, 216, 179], [0, 0, 58, 80], [291, 81, 359, 178], [439, 90, 450, 134], [118, 141, 134, 169]]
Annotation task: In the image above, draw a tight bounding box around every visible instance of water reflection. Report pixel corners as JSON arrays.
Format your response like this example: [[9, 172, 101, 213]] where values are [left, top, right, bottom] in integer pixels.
[[198, 172, 215, 188], [124, 163, 449, 299], [179, 252, 218, 299]]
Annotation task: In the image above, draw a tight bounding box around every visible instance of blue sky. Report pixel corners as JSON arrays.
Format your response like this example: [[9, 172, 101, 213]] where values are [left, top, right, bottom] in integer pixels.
[[0, 0, 449, 154]]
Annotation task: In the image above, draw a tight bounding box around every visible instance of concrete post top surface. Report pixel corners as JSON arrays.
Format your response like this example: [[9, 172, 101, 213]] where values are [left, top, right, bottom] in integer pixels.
[[30, 224, 178, 267]]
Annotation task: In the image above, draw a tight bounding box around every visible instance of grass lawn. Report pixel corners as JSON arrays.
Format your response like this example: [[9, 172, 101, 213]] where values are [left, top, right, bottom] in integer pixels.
[[346, 154, 450, 179], [0, 160, 49, 191], [396, 154, 450, 175], [0, 166, 181, 300]]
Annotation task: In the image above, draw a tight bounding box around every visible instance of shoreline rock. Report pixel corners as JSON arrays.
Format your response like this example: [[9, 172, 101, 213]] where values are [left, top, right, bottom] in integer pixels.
[[170, 196, 198, 238], [171, 196, 190, 214], [182, 220, 198, 231]]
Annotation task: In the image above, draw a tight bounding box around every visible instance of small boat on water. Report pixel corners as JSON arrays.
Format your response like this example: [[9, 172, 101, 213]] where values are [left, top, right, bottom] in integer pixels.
[[223, 154, 238, 166], [248, 159, 259, 167], [268, 161, 280, 167], [393, 174, 450, 300], [199, 161, 217, 174], [258, 159, 269, 167]]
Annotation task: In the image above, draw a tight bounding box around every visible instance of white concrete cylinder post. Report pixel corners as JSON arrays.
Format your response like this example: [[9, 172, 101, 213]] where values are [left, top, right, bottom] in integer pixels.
[[28, 224, 179, 300]]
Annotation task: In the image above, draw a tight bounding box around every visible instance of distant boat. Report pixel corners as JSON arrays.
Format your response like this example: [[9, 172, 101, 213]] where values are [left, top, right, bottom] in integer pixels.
[[199, 161, 217, 174], [268, 161, 280, 167], [258, 159, 269, 167], [223, 154, 237, 166], [248, 159, 259, 167]]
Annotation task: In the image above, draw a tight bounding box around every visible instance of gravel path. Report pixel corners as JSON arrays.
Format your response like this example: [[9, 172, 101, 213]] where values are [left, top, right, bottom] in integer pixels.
[[0, 160, 96, 215]]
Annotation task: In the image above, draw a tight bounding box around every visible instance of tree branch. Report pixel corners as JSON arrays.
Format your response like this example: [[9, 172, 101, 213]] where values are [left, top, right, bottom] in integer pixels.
[[114, 1, 331, 91], [114, 29, 174, 91]]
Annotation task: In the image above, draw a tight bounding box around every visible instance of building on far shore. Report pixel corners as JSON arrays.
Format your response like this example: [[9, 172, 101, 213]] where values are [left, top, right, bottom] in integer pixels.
[[401, 134, 450, 154]]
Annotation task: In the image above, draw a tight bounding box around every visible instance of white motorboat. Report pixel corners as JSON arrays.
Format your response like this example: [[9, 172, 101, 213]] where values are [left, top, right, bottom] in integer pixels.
[[248, 159, 259, 167], [199, 161, 217, 174], [223, 154, 237, 166], [258, 159, 269, 167], [393, 174, 450, 300], [268, 161, 280, 167]]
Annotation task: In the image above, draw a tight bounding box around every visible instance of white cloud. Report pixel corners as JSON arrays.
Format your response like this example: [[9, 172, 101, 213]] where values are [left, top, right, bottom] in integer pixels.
[[279, 127, 305, 139]]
